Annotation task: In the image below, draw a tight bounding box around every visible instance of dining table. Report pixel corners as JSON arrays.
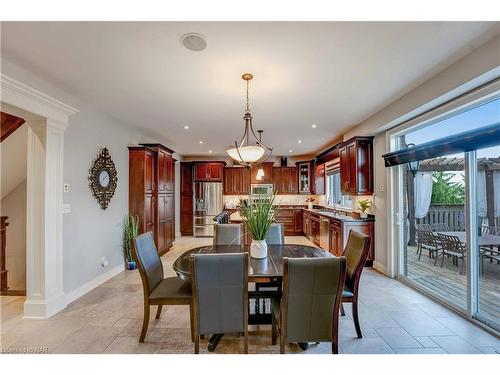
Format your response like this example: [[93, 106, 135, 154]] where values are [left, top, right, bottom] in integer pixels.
[[172, 243, 333, 351]]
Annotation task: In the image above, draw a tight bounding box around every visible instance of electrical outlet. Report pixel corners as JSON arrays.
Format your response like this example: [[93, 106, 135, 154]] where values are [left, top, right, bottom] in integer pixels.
[[380, 185, 384, 192], [63, 183, 70, 192]]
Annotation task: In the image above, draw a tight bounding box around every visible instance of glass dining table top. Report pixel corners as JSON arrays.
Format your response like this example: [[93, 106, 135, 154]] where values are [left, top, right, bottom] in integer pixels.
[[172, 244, 333, 281]]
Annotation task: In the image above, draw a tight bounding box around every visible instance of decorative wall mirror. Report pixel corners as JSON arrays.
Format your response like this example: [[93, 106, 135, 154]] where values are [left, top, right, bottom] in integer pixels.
[[89, 148, 117, 209]]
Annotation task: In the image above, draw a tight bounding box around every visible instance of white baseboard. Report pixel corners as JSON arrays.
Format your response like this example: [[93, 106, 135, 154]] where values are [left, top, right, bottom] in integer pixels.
[[65, 263, 125, 305], [373, 260, 389, 276], [23, 292, 67, 319]]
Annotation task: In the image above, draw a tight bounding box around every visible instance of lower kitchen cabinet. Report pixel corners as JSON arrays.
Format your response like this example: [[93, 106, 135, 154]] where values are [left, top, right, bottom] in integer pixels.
[[329, 218, 375, 264], [274, 207, 303, 236]]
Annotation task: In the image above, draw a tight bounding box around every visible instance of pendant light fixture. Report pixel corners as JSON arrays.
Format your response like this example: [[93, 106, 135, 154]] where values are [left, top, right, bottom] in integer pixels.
[[226, 73, 272, 167]]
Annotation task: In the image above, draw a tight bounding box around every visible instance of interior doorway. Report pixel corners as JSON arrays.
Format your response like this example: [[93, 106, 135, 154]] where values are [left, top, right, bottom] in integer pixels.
[[1, 108, 32, 296]]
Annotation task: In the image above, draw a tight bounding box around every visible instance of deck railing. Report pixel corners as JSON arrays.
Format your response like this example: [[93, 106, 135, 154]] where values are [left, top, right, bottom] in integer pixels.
[[416, 204, 465, 231]]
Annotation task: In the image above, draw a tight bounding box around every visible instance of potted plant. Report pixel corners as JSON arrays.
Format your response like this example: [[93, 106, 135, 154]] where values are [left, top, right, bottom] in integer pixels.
[[239, 194, 276, 259], [123, 214, 139, 270], [357, 198, 372, 219]]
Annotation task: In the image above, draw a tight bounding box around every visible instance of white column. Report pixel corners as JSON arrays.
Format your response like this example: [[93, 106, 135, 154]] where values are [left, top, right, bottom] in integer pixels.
[[24, 118, 67, 319]]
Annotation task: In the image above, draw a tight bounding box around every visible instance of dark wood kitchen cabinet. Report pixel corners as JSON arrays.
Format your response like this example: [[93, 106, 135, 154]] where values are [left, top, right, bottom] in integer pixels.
[[224, 167, 250, 195], [180, 162, 194, 236], [328, 218, 375, 263], [314, 162, 325, 195], [296, 161, 314, 194], [272, 167, 298, 194], [129, 144, 175, 255], [339, 136, 374, 195], [250, 162, 274, 184], [194, 162, 225, 182], [274, 207, 303, 235]]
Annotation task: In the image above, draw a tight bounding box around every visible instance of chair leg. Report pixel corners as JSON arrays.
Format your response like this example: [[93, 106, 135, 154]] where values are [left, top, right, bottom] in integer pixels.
[[189, 303, 194, 343], [332, 309, 339, 354], [434, 251, 440, 266], [155, 305, 163, 319], [340, 303, 345, 316], [440, 251, 445, 268], [139, 303, 150, 343], [271, 312, 277, 345], [460, 257, 465, 275], [352, 298, 362, 339], [280, 337, 285, 354], [417, 244, 422, 260], [194, 335, 199, 354], [243, 332, 248, 354]]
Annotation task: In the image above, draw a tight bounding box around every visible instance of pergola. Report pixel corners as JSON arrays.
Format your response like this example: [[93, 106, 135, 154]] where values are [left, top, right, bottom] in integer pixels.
[[406, 156, 500, 244]]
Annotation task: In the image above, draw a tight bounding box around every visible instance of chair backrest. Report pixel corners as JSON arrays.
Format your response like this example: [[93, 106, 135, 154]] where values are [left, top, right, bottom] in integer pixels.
[[432, 223, 451, 232], [281, 256, 346, 343], [437, 233, 466, 254], [190, 253, 248, 335], [481, 226, 499, 235], [416, 229, 439, 248], [343, 230, 371, 293], [265, 223, 284, 245], [213, 224, 241, 245], [415, 223, 432, 232], [133, 232, 164, 294]]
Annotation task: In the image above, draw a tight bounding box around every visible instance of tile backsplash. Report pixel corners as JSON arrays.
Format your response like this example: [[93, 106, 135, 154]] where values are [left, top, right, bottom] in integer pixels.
[[224, 195, 323, 208]]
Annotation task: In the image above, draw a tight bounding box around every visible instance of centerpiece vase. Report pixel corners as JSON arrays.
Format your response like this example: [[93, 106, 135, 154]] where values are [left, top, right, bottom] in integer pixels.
[[250, 239, 268, 259]]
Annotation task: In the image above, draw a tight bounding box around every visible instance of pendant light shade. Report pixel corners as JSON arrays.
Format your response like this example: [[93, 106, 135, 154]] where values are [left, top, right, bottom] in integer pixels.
[[226, 145, 266, 164], [226, 73, 272, 167]]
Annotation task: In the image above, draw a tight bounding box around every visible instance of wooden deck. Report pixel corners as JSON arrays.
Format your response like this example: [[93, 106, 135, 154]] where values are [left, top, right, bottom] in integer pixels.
[[406, 245, 500, 328]]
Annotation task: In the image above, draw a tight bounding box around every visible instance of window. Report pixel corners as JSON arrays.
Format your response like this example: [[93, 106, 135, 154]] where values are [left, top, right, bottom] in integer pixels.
[[326, 171, 352, 209]]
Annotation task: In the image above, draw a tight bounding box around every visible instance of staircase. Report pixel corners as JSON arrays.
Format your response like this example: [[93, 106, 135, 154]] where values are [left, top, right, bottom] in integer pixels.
[[1, 112, 25, 143]]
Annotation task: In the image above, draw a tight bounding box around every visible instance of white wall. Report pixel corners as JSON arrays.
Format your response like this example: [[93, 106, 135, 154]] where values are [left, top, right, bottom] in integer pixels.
[[343, 34, 500, 276], [1, 59, 172, 297], [1, 180, 27, 291]]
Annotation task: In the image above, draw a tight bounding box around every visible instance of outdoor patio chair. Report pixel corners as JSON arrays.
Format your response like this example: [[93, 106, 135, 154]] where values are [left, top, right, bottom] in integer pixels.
[[416, 229, 442, 263], [415, 223, 432, 232], [480, 226, 500, 265], [432, 223, 452, 232], [437, 233, 467, 275]]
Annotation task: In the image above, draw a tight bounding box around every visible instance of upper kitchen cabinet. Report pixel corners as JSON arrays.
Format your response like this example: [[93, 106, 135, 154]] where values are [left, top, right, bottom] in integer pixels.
[[224, 167, 251, 195], [296, 161, 314, 194], [339, 136, 374, 195], [194, 162, 226, 182], [250, 162, 273, 184], [272, 167, 298, 194], [314, 162, 325, 195]]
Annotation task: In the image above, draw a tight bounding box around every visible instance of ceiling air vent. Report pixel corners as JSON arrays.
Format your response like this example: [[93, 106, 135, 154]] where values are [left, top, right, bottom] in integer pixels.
[[180, 33, 207, 51]]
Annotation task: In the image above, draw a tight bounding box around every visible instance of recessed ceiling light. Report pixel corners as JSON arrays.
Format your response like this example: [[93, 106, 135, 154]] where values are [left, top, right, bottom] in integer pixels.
[[298, 140, 302, 144], [180, 33, 207, 51], [184, 125, 189, 130], [208, 150, 212, 154], [312, 124, 317, 128], [199, 140, 203, 144], [289, 149, 293, 153]]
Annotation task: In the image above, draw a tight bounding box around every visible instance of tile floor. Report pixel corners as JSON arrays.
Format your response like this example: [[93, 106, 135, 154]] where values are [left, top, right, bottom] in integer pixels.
[[1, 236, 499, 354]]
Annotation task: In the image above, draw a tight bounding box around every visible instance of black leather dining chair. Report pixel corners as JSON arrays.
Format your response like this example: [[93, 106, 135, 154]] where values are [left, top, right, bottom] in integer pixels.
[[272, 256, 347, 354], [190, 252, 249, 354], [133, 232, 193, 343]]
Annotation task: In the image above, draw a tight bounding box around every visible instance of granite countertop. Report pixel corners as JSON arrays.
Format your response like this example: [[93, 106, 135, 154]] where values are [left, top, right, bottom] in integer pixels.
[[228, 205, 374, 223]]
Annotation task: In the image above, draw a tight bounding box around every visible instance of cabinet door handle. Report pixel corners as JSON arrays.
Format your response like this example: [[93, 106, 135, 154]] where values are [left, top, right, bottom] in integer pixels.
[[152, 182, 156, 191]]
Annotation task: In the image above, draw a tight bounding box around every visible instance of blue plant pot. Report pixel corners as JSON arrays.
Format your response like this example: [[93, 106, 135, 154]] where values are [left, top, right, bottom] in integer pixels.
[[127, 261, 137, 270]]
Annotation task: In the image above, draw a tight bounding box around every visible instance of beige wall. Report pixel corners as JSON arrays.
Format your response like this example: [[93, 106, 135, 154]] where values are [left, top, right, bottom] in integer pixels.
[[343, 34, 500, 276], [1, 180, 27, 291]]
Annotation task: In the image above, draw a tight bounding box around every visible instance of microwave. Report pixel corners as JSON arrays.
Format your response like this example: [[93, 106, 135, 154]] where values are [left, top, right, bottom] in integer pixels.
[[250, 184, 273, 196]]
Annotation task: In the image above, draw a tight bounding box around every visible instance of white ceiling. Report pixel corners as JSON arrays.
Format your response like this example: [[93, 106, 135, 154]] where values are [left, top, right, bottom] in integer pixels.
[[1, 22, 498, 157]]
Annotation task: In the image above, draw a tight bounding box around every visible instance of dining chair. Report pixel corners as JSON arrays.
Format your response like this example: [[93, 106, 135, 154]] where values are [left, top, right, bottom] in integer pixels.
[[416, 229, 442, 263], [340, 230, 371, 338], [271, 256, 347, 354], [213, 223, 242, 245], [437, 233, 467, 274], [133, 232, 193, 343], [190, 252, 249, 354], [266, 223, 285, 245]]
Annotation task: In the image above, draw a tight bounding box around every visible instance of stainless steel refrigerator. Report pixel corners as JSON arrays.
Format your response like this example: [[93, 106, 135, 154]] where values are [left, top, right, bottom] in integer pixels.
[[193, 182, 223, 237]]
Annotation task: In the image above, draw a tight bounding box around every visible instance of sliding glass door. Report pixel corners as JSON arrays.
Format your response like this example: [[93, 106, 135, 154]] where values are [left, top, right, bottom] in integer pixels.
[[389, 91, 500, 333], [474, 145, 500, 331]]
